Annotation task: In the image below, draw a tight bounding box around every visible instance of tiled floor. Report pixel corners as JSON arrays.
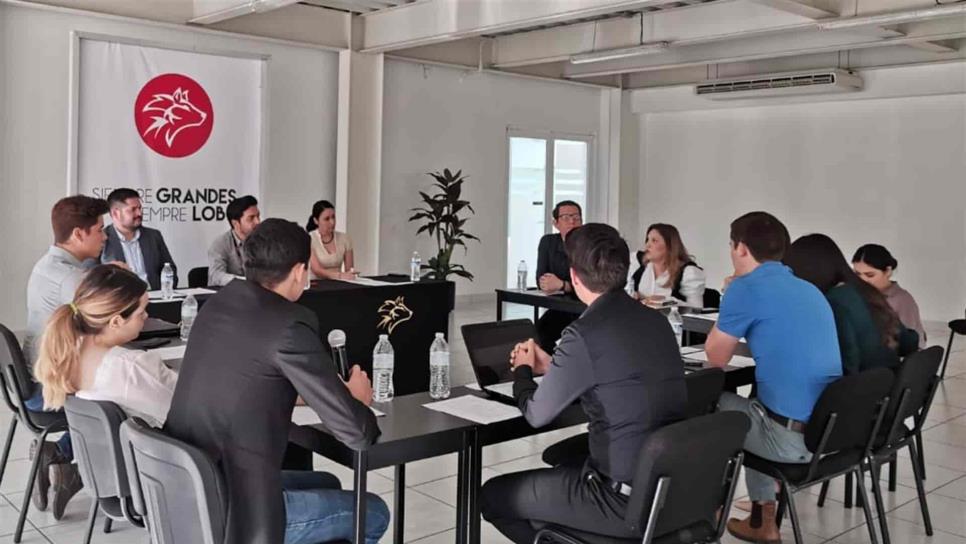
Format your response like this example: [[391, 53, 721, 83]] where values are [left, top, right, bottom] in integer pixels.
[[1, 298, 964, 544]]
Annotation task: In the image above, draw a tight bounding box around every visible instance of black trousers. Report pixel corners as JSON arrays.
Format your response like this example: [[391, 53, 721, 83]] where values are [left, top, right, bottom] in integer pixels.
[[536, 310, 578, 353], [480, 464, 632, 544]]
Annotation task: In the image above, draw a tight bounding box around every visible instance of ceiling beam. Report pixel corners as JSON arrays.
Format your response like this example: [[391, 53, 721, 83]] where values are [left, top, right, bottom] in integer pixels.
[[905, 40, 959, 53], [562, 20, 966, 78], [359, 0, 725, 53], [748, 0, 835, 20]]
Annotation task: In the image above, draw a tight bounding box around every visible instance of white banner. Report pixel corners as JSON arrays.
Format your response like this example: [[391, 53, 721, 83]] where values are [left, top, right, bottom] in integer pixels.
[[76, 38, 264, 281]]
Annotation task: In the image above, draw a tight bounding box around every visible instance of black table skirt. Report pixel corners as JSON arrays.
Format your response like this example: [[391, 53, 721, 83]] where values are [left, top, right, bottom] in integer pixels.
[[148, 277, 455, 396]]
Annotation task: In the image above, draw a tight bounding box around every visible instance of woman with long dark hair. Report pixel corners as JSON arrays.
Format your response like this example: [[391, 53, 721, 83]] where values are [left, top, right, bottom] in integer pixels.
[[852, 244, 926, 348], [305, 200, 355, 280], [783, 234, 916, 374], [630, 223, 707, 307]]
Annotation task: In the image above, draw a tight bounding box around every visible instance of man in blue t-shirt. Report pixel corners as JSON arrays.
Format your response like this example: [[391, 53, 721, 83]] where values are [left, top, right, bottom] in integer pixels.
[[705, 211, 842, 544]]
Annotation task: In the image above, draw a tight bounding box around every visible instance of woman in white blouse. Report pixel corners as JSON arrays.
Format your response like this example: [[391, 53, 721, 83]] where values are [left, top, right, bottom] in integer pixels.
[[630, 223, 707, 308], [35, 264, 177, 429], [306, 200, 356, 280]]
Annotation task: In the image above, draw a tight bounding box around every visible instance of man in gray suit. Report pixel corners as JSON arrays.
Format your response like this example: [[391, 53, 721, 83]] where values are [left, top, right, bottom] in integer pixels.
[[207, 194, 260, 286], [100, 188, 177, 290]]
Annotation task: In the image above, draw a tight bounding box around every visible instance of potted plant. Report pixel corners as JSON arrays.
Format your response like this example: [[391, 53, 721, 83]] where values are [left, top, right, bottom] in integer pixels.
[[408, 169, 479, 280]]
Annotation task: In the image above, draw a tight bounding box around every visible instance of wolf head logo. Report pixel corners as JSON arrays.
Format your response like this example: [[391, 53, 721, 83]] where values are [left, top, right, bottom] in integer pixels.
[[141, 87, 208, 149], [377, 297, 414, 335]]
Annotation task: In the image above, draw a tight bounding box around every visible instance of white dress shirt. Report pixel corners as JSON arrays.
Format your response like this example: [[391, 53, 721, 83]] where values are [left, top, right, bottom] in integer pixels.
[[636, 261, 707, 308], [116, 229, 148, 283]]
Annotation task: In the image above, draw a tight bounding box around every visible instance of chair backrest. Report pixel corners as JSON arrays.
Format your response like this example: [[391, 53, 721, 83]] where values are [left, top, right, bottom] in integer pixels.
[[702, 288, 721, 309], [683, 367, 724, 418], [0, 323, 37, 405], [625, 411, 750, 538], [63, 397, 131, 501], [804, 368, 894, 454], [461, 319, 536, 387], [120, 418, 228, 544], [883, 346, 944, 443], [187, 267, 209, 289]]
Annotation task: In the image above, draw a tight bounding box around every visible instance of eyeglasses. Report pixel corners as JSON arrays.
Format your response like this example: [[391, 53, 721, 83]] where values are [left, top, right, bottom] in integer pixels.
[[557, 213, 582, 222]]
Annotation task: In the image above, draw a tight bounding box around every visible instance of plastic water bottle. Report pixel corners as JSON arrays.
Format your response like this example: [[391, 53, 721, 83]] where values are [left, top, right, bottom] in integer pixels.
[[516, 260, 528, 290], [410, 252, 421, 282], [625, 276, 636, 297], [372, 334, 395, 402], [667, 305, 684, 347], [429, 332, 451, 399], [161, 263, 175, 300], [180, 294, 197, 341]]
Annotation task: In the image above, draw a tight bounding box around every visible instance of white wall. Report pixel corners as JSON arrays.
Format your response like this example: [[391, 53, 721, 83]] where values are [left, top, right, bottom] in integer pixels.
[[0, 1, 339, 329], [380, 60, 606, 296], [633, 64, 966, 321]]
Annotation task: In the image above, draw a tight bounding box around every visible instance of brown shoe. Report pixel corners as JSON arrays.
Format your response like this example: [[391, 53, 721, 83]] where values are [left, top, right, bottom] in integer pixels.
[[726, 501, 782, 544], [50, 463, 84, 521], [29, 440, 64, 512]]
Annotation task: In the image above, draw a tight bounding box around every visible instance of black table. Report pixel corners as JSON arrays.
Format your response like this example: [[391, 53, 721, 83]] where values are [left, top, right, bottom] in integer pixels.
[[494, 288, 585, 322], [288, 392, 477, 544], [148, 277, 455, 396], [683, 313, 717, 335]]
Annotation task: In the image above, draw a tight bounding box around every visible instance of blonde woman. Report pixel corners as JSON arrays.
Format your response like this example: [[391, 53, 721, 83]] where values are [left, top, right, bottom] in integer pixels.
[[36, 264, 178, 428]]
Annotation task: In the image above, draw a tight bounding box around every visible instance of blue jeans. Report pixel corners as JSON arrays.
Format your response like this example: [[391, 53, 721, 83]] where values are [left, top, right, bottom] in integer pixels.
[[282, 470, 389, 544], [718, 392, 811, 502], [24, 388, 73, 460]]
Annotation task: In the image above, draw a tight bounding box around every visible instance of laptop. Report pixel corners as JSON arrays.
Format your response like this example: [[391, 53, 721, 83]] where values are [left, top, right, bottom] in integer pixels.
[[137, 317, 180, 339], [460, 319, 543, 404]]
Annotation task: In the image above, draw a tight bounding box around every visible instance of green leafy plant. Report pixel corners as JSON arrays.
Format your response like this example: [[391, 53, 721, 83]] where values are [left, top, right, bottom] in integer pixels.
[[408, 169, 480, 280]]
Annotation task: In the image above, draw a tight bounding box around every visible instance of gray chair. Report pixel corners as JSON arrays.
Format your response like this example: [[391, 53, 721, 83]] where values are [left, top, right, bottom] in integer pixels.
[[534, 411, 751, 544], [0, 323, 70, 543], [63, 397, 144, 544], [119, 417, 228, 544]]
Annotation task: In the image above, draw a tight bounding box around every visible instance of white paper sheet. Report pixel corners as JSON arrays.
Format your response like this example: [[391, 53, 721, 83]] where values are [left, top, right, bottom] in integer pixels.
[[291, 405, 384, 426], [686, 351, 756, 368], [689, 312, 719, 322], [482, 376, 544, 399], [343, 277, 400, 287], [149, 344, 186, 361], [148, 287, 216, 301], [680, 346, 702, 355], [423, 395, 522, 425]]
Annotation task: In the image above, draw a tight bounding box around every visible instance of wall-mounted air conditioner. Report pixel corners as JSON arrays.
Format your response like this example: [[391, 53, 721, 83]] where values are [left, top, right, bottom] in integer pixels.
[[695, 69, 863, 100]]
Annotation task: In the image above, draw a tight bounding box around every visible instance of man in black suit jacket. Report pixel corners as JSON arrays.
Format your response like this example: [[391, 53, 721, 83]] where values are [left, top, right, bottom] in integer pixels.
[[481, 223, 686, 544], [164, 219, 389, 544], [100, 188, 176, 290]]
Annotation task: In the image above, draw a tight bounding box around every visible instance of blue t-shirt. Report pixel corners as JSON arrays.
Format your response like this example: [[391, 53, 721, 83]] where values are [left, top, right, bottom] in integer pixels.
[[717, 261, 842, 422]]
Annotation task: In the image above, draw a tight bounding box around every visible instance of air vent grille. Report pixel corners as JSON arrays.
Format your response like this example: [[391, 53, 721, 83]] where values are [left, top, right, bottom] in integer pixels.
[[696, 73, 839, 95]]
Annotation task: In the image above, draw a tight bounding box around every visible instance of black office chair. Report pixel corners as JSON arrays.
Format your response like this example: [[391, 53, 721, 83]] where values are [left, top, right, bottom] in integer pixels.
[[64, 397, 145, 544], [187, 267, 209, 289], [0, 323, 71, 543], [120, 417, 228, 544], [743, 368, 894, 544], [534, 411, 750, 544], [941, 318, 966, 379], [541, 368, 725, 469], [702, 289, 721, 309]]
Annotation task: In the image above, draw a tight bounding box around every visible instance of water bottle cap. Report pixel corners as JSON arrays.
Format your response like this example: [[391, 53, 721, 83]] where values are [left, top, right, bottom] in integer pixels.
[[435, 332, 444, 338], [379, 334, 388, 340]]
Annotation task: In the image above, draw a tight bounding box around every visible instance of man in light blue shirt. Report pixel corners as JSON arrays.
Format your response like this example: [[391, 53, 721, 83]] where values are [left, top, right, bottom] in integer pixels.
[[24, 195, 111, 518], [705, 211, 842, 544]]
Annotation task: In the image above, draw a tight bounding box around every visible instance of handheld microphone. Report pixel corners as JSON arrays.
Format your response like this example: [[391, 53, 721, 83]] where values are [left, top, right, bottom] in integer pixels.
[[327, 329, 350, 381]]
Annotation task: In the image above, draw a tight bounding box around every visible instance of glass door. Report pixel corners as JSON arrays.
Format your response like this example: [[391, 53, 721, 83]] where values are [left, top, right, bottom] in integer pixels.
[[506, 134, 591, 288]]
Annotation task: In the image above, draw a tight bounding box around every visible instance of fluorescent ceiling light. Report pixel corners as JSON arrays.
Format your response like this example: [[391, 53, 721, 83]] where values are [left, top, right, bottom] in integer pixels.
[[817, 3, 966, 31], [570, 41, 670, 64]]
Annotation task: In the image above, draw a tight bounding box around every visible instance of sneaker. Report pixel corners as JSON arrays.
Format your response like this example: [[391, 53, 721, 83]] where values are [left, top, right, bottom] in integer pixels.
[[50, 463, 84, 521], [28, 440, 63, 512]]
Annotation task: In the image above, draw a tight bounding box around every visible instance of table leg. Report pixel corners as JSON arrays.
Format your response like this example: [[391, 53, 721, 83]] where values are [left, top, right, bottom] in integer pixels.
[[533, 306, 539, 325], [394, 464, 406, 544], [353, 451, 368, 544], [456, 434, 469, 544], [469, 429, 482, 544], [496, 293, 504, 321]]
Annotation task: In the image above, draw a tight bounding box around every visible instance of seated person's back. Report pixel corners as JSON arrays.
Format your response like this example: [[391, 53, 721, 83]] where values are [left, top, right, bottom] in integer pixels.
[[165, 218, 387, 544]]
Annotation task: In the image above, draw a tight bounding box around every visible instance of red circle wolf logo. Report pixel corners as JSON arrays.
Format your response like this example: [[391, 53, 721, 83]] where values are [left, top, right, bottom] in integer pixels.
[[134, 73, 214, 158]]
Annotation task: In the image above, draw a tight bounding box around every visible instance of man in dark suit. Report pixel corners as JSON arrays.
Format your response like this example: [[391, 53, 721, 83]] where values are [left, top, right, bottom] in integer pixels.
[[481, 223, 687, 544], [534, 200, 583, 351], [100, 188, 177, 290], [164, 218, 389, 544]]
